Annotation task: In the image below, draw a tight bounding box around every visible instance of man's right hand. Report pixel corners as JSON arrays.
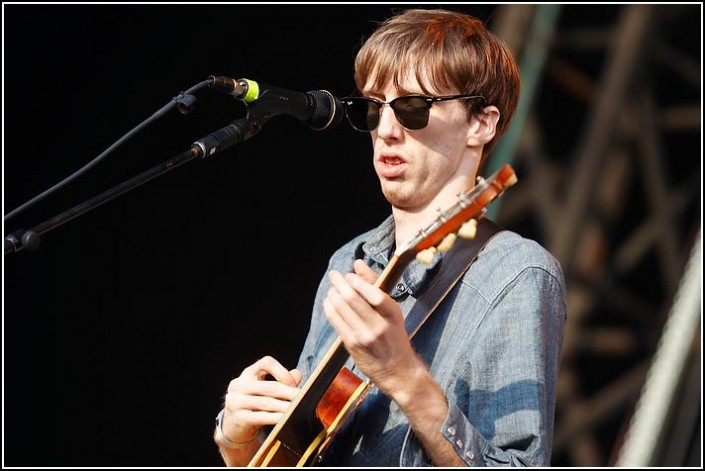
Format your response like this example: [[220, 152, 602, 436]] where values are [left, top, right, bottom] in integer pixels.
[[220, 355, 303, 446]]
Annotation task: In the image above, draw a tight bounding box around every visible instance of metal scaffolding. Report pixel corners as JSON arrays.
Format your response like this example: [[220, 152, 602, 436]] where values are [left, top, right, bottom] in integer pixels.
[[490, 4, 701, 467]]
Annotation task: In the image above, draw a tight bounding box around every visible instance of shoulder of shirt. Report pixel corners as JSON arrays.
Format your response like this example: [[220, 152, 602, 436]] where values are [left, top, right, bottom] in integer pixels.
[[473, 229, 565, 281], [323, 221, 564, 283], [459, 229, 567, 316]]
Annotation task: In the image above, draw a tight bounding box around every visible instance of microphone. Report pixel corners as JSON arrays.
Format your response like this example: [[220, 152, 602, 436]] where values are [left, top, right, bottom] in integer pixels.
[[209, 76, 343, 131]]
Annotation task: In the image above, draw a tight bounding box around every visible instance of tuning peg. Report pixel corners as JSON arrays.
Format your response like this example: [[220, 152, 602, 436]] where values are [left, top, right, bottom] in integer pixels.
[[416, 246, 437, 265], [458, 218, 478, 239], [437, 232, 457, 252]]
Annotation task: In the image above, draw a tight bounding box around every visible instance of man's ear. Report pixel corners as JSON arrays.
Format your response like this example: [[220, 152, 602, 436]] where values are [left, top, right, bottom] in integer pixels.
[[467, 105, 500, 146]]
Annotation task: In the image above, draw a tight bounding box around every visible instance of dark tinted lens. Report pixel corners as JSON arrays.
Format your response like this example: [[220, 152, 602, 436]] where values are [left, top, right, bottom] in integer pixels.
[[345, 98, 380, 132], [391, 96, 431, 130]]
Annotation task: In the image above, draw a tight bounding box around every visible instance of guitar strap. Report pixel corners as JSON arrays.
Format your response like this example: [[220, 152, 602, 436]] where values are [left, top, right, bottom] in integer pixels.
[[404, 217, 503, 338]]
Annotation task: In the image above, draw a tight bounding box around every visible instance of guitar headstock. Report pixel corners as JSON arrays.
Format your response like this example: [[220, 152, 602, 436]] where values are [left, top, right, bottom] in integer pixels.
[[397, 164, 518, 265]]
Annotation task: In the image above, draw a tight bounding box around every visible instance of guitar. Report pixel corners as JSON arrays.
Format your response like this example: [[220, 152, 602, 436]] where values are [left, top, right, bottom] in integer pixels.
[[248, 164, 518, 467]]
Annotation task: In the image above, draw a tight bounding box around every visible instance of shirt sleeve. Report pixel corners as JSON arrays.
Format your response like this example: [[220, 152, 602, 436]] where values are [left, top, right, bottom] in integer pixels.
[[401, 263, 567, 467]]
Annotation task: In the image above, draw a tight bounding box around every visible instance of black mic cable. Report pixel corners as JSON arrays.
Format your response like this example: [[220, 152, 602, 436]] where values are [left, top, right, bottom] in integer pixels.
[[4, 79, 212, 222]]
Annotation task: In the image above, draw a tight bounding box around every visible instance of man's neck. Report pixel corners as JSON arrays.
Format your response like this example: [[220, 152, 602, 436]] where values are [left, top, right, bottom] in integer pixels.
[[391, 187, 476, 250]]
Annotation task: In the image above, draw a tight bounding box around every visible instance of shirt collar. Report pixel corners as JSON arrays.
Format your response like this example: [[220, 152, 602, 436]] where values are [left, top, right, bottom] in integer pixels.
[[359, 215, 442, 299]]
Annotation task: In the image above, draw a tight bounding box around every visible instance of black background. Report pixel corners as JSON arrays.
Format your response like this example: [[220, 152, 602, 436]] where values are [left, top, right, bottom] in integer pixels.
[[4, 4, 501, 466], [4, 3, 700, 468]]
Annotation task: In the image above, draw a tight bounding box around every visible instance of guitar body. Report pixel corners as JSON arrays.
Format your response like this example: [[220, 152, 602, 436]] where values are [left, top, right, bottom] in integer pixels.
[[248, 343, 372, 466], [247, 164, 518, 467]]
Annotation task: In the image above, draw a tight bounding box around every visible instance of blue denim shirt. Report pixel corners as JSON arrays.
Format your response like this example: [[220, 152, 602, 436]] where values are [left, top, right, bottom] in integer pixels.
[[296, 215, 567, 466]]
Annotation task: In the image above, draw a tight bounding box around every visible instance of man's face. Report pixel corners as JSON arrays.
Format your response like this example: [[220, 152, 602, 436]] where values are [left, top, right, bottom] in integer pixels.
[[362, 74, 481, 214]]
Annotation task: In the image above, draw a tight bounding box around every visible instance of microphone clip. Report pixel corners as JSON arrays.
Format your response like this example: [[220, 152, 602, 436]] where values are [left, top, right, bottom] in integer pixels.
[[172, 92, 198, 115]]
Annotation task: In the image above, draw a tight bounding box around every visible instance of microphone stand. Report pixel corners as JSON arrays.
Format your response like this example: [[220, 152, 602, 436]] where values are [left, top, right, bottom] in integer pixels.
[[5, 116, 262, 256]]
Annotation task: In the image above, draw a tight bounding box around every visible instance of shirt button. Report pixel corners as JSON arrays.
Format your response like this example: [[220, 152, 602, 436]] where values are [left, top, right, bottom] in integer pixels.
[[396, 283, 406, 293], [447, 426, 456, 436], [465, 450, 475, 460], [456, 438, 463, 448]]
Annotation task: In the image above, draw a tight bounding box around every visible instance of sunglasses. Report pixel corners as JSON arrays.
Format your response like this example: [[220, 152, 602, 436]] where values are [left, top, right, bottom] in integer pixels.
[[341, 94, 485, 132]]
